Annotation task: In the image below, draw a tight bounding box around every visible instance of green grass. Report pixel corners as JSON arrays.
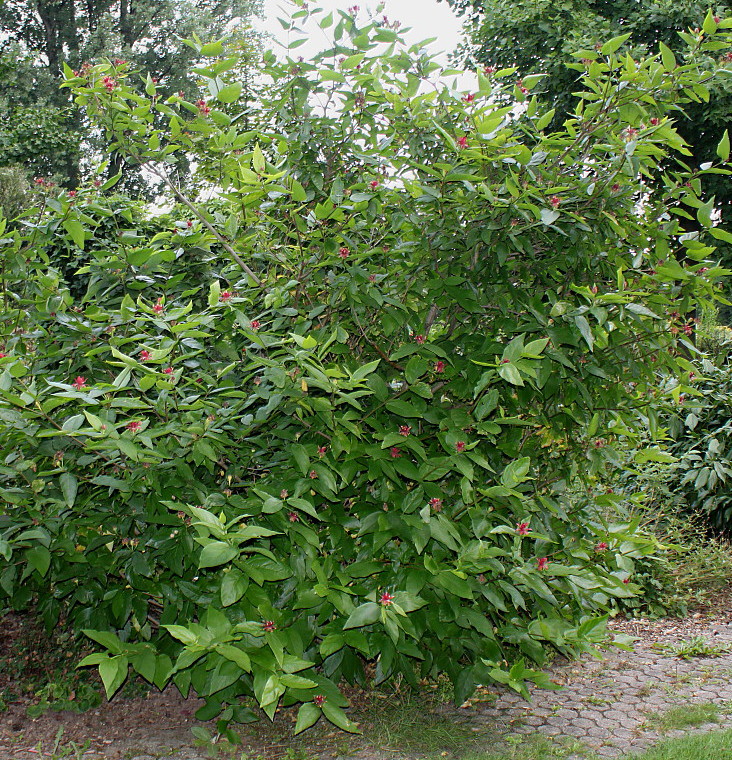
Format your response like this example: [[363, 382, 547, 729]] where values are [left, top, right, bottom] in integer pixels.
[[643, 702, 722, 731], [361, 688, 488, 756], [463, 733, 594, 759], [620, 728, 732, 759]]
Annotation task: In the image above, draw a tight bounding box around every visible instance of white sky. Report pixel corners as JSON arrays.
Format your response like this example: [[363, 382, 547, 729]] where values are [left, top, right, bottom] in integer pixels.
[[256, 0, 464, 63]]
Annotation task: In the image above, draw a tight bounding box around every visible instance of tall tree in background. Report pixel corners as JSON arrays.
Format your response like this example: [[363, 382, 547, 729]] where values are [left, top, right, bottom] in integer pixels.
[[0, 0, 263, 190], [444, 0, 732, 308]]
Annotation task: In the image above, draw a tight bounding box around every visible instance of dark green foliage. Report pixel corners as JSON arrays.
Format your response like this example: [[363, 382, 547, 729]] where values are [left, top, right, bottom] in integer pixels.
[[0, 6, 729, 736]]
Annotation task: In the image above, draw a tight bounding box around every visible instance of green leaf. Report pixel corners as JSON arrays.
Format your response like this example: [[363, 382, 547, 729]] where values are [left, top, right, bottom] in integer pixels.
[[220, 568, 248, 606], [216, 83, 242, 103], [294, 702, 321, 734], [498, 363, 523, 386], [59, 472, 77, 507], [199, 541, 239, 568], [162, 625, 199, 645], [716, 130, 730, 162], [82, 629, 124, 654], [25, 546, 51, 577], [343, 602, 381, 629], [322, 701, 360, 733], [634, 447, 677, 464], [252, 143, 266, 174], [601, 33, 631, 55], [659, 42, 676, 71], [99, 655, 128, 699], [216, 644, 251, 671], [574, 315, 594, 350], [63, 219, 85, 249]]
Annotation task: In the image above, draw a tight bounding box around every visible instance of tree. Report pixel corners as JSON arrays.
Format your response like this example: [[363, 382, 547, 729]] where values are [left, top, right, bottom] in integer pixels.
[[444, 0, 732, 300], [0, 0, 263, 188], [0, 5, 729, 735]]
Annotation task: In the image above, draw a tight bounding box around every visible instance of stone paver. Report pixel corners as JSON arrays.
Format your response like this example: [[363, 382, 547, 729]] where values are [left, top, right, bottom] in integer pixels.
[[463, 618, 732, 757]]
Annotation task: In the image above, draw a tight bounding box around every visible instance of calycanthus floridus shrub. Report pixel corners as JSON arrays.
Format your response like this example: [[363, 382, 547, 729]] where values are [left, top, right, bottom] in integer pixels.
[[1, 5, 731, 736]]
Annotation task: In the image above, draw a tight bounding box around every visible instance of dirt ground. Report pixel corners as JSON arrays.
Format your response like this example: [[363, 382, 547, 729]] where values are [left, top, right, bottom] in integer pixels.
[[1, 600, 731, 760]]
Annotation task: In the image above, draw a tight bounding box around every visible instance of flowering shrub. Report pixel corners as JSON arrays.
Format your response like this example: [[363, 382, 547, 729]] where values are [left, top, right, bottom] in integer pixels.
[[0, 6, 730, 736]]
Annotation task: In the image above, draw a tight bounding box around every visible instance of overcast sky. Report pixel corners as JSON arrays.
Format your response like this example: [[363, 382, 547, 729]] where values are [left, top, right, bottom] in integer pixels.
[[256, 0, 465, 63]]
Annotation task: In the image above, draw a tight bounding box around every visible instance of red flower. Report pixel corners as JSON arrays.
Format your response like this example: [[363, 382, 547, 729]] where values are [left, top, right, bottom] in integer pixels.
[[126, 421, 141, 432], [399, 425, 411, 437], [163, 367, 174, 375], [415, 334, 425, 344], [390, 447, 402, 458], [678, 395, 685, 404], [462, 93, 475, 103], [434, 360, 446, 373], [288, 511, 299, 522], [368, 274, 376, 282], [484, 66, 496, 75], [611, 183, 620, 192], [0, 353, 6, 358], [262, 620, 277, 632], [139, 350, 151, 362], [250, 320, 261, 331], [650, 117, 659, 126], [379, 591, 395, 605], [317, 445, 327, 456], [537, 557, 548, 571], [339, 246, 350, 258], [370, 180, 380, 188], [102, 76, 116, 91], [309, 469, 318, 479], [429, 497, 442, 511], [501, 358, 510, 364], [516, 522, 530, 535], [68, 190, 77, 199], [72, 376, 86, 390], [549, 195, 561, 209], [457, 136, 468, 149], [313, 694, 326, 706], [595, 542, 609, 551], [624, 127, 638, 140], [455, 441, 466, 453], [220, 291, 233, 302], [622, 577, 630, 584], [683, 324, 693, 335], [152, 303, 164, 314]]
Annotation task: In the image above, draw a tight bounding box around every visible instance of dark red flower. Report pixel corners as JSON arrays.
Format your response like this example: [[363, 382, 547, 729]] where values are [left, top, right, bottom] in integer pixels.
[[595, 542, 609, 551], [455, 441, 466, 453], [434, 360, 446, 373], [650, 117, 659, 126], [462, 93, 475, 103], [516, 522, 530, 535], [72, 376, 86, 390], [368, 274, 376, 282], [622, 577, 630, 584], [484, 66, 496, 75], [380, 591, 395, 605], [399, 425, 411, 437], [262, 620, 277, 632], [139, 350, 151, 361], [288, 511, 299, 522], [549, 195, 561, 209], [537, 557, 548, 571], [415, 334, 425, 344], [318, 445, 327, 456], [126, 421, 141, 432], [68, 190, 77, 199], [429, 497, 442, 511], [309, 470, 318, 479], [370, 180, 380, 188], [152, 303, 164, 314], [163, 367, 174, 375], [313, 694, 326, 706], [390, 447, 402, 458], [250, 319, 261, 331], [339, 246, 350, 258], [457, 136, 468, 149], [220, 291, 233, 302]]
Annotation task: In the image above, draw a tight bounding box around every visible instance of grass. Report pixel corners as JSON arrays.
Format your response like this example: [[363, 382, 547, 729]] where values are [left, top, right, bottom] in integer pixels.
[[652, 636, 732, 660], [360, 687, 488, 756], [620, 728, 732, 759], [643, 702, 722, 731]]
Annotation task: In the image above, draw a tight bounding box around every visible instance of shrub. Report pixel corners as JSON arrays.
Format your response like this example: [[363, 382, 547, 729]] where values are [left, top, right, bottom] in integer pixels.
[[0, 7, 730, 735]]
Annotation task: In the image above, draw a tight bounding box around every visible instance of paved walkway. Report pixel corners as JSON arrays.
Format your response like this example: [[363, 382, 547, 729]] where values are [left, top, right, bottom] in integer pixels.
[[457, 617, 732, 758]]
